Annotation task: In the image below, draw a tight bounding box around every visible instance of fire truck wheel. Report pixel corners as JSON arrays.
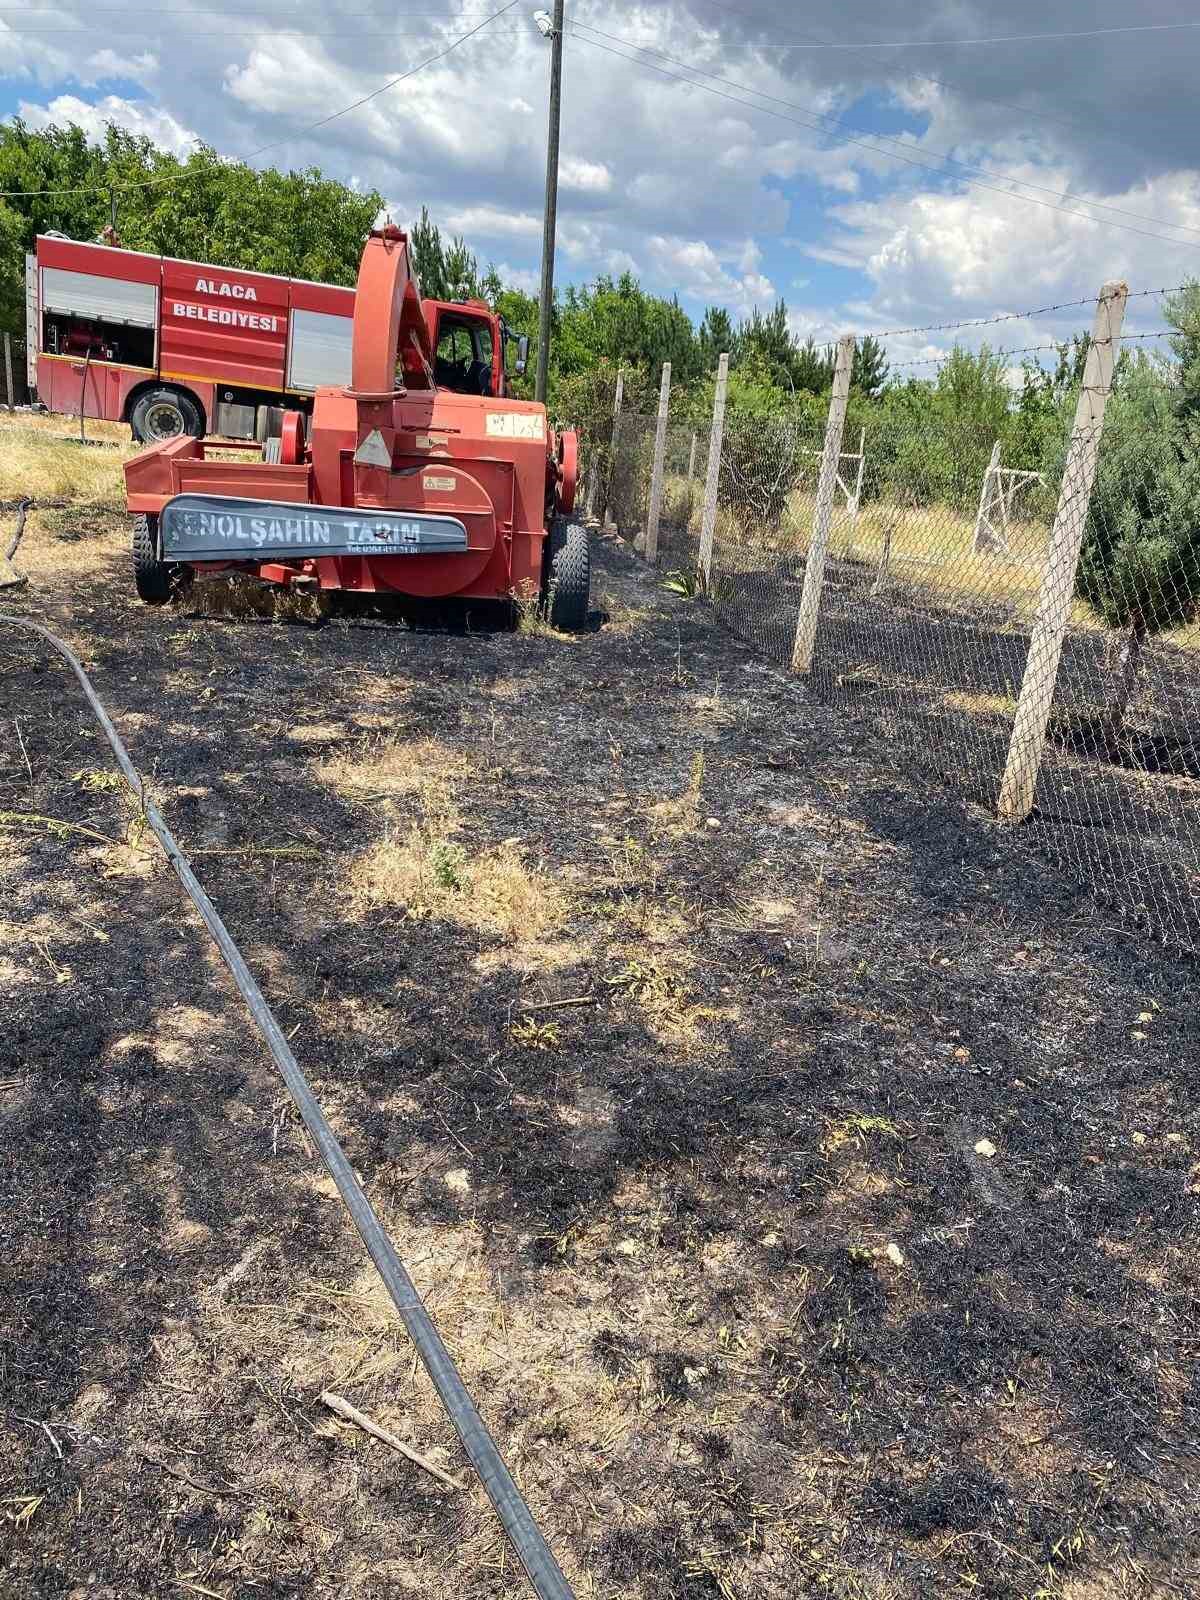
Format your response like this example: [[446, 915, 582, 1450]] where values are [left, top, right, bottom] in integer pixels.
[[132, 514, 179, 606], [544, 516, 590, 632], [130, 386, 204, 445]]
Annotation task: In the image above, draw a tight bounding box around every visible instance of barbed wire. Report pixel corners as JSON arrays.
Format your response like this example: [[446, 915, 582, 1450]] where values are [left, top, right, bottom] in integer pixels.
[[870, 286, 1190, 340], [887, 329, 1178, 371]]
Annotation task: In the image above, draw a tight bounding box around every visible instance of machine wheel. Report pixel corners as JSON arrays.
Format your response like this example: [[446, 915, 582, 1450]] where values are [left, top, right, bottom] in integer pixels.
[[132, 513, 188, 606], [543, 516, 590, 632], [129, 386, 204, 445]]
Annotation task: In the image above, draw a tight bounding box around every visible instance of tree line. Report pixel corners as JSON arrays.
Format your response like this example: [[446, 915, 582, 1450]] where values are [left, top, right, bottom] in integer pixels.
[[4, 117, 1200, 696]]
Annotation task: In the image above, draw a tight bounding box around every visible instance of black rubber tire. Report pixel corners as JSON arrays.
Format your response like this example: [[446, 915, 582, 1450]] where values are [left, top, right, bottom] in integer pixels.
[[132, 514, 175, 606], [129, 386, 204, 445], [544, 517, 590, 632]]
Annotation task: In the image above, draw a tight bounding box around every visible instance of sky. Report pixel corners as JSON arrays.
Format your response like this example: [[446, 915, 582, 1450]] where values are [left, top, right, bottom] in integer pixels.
[[4, 0, 1200, 368]]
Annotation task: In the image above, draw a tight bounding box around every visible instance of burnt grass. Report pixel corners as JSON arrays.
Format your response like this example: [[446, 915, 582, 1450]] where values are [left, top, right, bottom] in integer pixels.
[[2, 512, 1200, 1598], [670, 514, 1200, 957]]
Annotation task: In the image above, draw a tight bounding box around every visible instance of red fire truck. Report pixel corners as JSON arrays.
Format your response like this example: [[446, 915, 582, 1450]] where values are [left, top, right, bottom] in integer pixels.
[[25, 233, 524, 444]]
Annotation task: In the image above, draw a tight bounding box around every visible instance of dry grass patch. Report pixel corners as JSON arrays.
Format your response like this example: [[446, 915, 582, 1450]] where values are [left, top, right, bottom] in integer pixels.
[[350, 825, 566, 941], [319, 734, 470, 814], [0, 417, 135, 503], [2, 502, 127, 584], [185, 573, 325, 623], [942, 688, 1017, 719]]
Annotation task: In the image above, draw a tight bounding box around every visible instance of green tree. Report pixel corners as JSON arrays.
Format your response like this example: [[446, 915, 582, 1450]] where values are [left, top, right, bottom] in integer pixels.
[[0, 118, 381, 331], [409, 205, 480, 299], [698, 305, 734, 371], [852, 334, 889, 398], [1077, 350, 1200, 734]]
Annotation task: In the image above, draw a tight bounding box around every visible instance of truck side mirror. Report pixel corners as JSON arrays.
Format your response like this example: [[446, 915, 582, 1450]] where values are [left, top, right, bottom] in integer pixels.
[[515, 335, 529, 376]]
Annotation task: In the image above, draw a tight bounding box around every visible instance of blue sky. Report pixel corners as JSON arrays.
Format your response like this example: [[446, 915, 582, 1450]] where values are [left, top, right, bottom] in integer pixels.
[[5, 2, 1200, 367]]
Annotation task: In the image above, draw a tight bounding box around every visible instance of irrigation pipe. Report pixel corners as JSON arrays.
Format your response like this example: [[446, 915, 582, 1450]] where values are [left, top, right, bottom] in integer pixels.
[[0, 497, 31, 588], [0, 612, 577, 1600]]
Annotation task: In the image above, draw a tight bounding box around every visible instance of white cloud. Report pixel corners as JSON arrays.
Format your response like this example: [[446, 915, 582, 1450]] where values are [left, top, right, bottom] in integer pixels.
[[444, 205, 542, 241], [648, 234, 777, 315], [560, 156, 612, 194], [491, 261, 541, 295], [18, 93, 198, 157]]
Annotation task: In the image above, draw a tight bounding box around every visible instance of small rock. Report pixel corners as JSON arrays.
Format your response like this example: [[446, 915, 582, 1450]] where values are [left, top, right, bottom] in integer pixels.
[[444, 1168, 472, 1194], [974, 1138, 997, 1158], [615, 1238, 642, 1257], [1131, 1132, 1147, 1146], [706, 817, 721, 830], [885, 1242, 905, 1267], [1132, 1030, 1148, 1041], [1166, 1133, 1185, 1144], [760, 1231, 781, 1248]]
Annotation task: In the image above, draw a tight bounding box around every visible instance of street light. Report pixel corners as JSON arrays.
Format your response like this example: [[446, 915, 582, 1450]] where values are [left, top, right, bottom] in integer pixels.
[[534, 1, 564, 405]]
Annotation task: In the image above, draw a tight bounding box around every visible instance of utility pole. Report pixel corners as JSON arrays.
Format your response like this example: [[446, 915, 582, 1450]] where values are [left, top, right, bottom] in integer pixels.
[[534, 0, 565, 405]]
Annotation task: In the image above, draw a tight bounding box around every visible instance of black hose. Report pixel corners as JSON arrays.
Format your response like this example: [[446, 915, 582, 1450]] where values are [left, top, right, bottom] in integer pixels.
[[0, 612, 578, 1600]]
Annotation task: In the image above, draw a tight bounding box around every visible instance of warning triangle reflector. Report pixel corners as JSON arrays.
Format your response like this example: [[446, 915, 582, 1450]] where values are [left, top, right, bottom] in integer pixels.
[[354, 429, 392, 468]]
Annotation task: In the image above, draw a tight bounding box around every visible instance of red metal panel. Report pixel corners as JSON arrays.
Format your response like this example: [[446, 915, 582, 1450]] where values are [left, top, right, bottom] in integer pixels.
[[289, 280, 354, 317], [159, 258, 288, 390], [39, 353, 117, 421], [37, 236, 160, 285]]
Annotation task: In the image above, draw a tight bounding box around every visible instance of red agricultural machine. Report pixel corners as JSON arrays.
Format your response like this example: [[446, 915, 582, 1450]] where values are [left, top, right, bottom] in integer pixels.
[[123, 226, 589, 628]]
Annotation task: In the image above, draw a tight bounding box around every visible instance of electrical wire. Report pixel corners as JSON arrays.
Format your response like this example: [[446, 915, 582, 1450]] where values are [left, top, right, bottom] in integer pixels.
[[570, 21, 1200, 244], [0, 0, 520, 198], [11, 5, 1200, 46], [569, 31, 1200, 254], [7, 21, 532, 31], [687, 0, 1157, 149], [702, 19, 1200, 51]]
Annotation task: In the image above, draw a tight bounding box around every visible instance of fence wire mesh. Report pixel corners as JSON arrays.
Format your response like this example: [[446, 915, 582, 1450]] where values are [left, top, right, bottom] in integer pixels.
[[605, 349, 1200, 953]]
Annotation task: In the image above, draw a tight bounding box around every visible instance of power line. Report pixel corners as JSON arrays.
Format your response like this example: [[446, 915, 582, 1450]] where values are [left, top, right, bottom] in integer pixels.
[[571, 22, 1200, 244], [708, 20, 1200, 51], [6, 20, 532, 30], [691, 0, 1147, 151], [6, 3, 507, 9], [569, 29, 1200, 253], [0, 0, 520, 199]]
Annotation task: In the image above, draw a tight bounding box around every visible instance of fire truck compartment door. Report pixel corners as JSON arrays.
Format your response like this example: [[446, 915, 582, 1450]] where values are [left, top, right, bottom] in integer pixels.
[[287, 309, 353, 392], [40, 267, 158, 329]]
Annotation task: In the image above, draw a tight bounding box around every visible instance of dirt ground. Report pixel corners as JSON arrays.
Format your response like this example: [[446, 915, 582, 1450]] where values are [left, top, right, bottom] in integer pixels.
[[2, 438, 1200, 1599]]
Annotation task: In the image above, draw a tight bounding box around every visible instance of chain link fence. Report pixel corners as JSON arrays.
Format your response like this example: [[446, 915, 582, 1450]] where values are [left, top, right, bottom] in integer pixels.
[[604, 322, 1200, 953]]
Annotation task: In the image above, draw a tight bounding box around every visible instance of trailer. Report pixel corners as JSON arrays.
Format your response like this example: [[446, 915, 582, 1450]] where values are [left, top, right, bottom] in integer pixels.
[[123, 225, 587, 629], [26, 234, 525, 446]]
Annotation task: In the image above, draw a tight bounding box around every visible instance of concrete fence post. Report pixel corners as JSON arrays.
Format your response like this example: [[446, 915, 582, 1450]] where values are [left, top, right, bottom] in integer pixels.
[[644, 360, 671, 565], [602, 368, 624, 530], [687, 430, 698, 482], [698, 352, 729, 586], [791, 334, 856, 675], [998, 280, 1128, 823], [3, 333, 12, 410]]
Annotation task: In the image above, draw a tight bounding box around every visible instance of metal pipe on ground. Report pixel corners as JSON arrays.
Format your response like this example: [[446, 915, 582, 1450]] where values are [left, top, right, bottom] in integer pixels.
[[0, 612, 577, 1600]]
